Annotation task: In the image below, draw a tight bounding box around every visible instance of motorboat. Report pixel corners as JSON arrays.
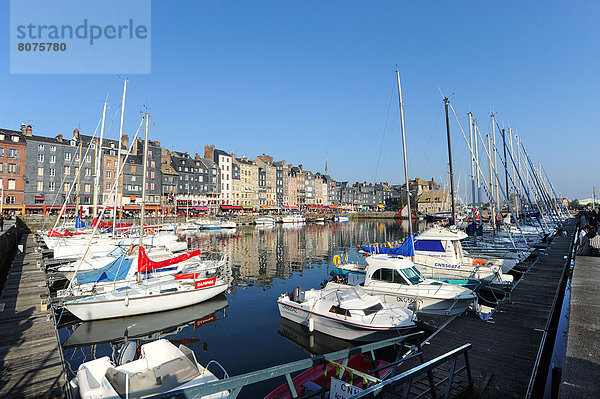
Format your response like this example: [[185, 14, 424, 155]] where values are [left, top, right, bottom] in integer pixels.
[[277, 285, 415, 341], [334, 215, 349, 223], [254, 216, 275, 225], [70, 339, 228, 398], [281, 214, 305, 224], [328, 254, 476, 316]]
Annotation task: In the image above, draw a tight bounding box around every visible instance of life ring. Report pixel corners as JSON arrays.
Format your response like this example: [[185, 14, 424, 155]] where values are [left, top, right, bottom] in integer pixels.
[[473, 259, 485, 266], [333, 255, 341, 265]]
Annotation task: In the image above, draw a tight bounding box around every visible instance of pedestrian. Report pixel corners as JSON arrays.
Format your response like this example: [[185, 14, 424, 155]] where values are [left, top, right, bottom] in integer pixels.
[[0, 214, 4, 232]]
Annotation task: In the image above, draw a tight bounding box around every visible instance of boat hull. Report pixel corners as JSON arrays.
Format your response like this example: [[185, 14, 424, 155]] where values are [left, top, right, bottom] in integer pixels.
[[277, 300, 411, 342], [65, 282, 228, 321]]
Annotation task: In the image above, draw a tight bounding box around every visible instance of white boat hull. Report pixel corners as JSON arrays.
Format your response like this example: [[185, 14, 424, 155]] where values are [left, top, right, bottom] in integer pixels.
[[65, 282, 228, 321]]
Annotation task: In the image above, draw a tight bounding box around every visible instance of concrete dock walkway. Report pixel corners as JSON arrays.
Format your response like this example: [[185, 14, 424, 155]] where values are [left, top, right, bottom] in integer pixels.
[[560, 255, 600, 397]]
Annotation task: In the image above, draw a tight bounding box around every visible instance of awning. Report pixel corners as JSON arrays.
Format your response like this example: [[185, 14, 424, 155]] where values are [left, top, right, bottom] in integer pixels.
[[242, 206, 253, 210], [220, 205, 243, 210], [34, 196, 45, 201], [27, 205, 76, 210], [193, 206, 209, 211], [285, 205, 299, 210]]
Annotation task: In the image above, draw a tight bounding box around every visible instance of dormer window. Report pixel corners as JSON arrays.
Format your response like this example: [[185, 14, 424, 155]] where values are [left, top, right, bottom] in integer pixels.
[[0, 134, 4, 140], [70, 140, 76, 146], [11, 136, 19, 142]]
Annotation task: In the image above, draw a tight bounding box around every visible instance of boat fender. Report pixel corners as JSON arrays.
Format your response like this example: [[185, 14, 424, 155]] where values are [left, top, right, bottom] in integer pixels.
[[472, 259, 485, 267], [124, 294, 129, 307], [333, 255, 341, 265], [308, 317, 314, 332], [343, 252, 348, 262], [128, 243, 135, 255]]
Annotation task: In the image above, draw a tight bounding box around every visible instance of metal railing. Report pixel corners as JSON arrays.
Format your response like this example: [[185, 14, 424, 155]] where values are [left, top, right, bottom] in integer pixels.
[[151, 332, 424, 399], [350, 343, 472, 399]]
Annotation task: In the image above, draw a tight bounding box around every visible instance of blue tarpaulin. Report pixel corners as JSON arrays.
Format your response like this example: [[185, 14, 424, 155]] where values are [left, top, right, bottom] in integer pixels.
[[362, 236, 415, 257], [75, 256, 133, 284], [75, 216, 91, 229]]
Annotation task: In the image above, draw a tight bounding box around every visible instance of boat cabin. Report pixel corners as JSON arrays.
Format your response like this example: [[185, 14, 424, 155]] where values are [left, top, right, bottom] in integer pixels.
[[413, 227, 467, 265], [364, 255, 424, 286]]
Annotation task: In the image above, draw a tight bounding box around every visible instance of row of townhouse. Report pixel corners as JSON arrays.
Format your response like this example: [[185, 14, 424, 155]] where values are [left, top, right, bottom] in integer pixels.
[[0, 123, 403, 215]]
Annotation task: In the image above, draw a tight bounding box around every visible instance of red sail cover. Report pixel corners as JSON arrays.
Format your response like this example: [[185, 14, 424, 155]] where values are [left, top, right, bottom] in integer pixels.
[[137, 246, 201, 273], [92, 218, 133, 229]]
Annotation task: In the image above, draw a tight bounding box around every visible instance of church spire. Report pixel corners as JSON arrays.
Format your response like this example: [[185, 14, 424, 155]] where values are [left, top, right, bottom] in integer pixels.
[[325, 154, 328, 175]]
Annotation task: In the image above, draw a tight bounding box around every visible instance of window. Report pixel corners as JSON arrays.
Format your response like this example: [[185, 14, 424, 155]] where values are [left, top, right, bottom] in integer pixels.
[[86, 154, 91, 163], [48, 182, 55, 192], [64, 152, 72, 161], [84, 184, 91, 193], [0, 164, 3, 172], [11, 136, 19, 142], [64, 166, 70, 175], [148, 150, 152, 157], [5, 196, 15, 204], [329, 305, 351, 317], [106, 182, 111, 190], [50, 146, 56, 152], [106, 171, 112, 179], [63, 182, 70, 191], [107, 161, 111, 168], [50, 155, 56, 163], [150, 171, 155, 179], [131, 176, 137, 182], [150, 182, 155, 190], [7, 179, 15, 190], [37, 167, 43, 176], [150, 160, 155, 168], [85, 168, 91, 176], [131, 165, 136, 173], [371, 268, 406, 284], [38, 144, 44, 151], [37, 153, 44, 162], [401, 267, 423, 285], [8, 164, 16, 173], [0, 148, 3, 156], [362, 303, 383, 316], [37, 181, 43, 191]]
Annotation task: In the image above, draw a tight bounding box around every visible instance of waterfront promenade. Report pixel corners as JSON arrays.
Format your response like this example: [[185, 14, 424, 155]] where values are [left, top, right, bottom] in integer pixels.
[[0, 232, 67, 398], [560, 251, 600, 397]]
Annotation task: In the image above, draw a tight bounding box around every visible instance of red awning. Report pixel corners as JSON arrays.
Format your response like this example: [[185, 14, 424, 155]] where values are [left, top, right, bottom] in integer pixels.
[[193, 206, 209, 211], [34, 196, 45, 201], [220, 205, 242, 210]]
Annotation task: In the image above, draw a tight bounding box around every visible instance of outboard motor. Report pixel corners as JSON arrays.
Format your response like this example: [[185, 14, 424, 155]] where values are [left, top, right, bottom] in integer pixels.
[[290, 287, 305, 303]]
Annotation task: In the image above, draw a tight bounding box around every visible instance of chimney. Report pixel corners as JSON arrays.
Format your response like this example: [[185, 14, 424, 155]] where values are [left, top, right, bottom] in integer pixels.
[[194, 153, 201, 160], [56, 133, 63, 142], [204, 145, 215, 161], [26, 125, 33, 136], [299, 164, 303, 171], [20, 123, 26, 135], [73, 128, 79, 141], [122, 134, 129, 149]]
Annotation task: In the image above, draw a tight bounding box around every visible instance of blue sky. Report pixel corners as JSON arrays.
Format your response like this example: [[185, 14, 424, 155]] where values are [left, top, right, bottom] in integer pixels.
[[1, 1, 598, 199]]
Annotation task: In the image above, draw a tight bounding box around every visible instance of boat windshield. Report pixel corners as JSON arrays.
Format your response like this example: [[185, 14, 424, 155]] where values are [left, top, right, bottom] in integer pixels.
[[362, 303, 383, 315], [401, 267, 423, 284]]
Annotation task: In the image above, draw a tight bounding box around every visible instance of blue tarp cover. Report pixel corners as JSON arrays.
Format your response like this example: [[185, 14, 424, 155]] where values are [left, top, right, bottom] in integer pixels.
[[75, 256, 133, 284], [362, 236, 415, 256], [75, 216, 91, 229]]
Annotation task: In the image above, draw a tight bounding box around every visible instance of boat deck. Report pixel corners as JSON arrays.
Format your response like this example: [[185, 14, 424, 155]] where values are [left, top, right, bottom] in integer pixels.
[[386, 219, 575, 398], [560, 250, 600, 397], [0, 233, 67, 398]]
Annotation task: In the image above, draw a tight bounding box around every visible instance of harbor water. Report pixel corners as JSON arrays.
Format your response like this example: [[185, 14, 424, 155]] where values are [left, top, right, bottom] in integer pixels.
[[58, 219, 412, 397]]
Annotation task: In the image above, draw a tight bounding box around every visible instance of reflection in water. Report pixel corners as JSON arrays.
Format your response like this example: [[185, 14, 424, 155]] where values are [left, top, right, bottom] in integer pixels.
[[277, 317, 356, 356], [59, 220, 411, 397]]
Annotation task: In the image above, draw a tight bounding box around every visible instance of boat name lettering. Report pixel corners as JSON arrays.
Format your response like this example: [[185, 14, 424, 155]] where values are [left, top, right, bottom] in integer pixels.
[[435, 263, 461, 269], [282, 304, 298, 313], [195, 277, 217, 289]]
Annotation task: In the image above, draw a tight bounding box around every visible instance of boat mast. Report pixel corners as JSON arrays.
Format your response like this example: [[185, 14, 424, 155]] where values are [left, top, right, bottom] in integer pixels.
[[93, 100, 107, 218], [502, 128, 510, 217], [76, 139, 82, 216], [396, 69, 412, 237], [138, 113, 149, 284], [491, 113, 499, 221], [443, 98, 456, 225], [468, 112, 476, 234], [474, 122, 482, 219], [487, 134, 495, 232], [113, 79, 127, 235]]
